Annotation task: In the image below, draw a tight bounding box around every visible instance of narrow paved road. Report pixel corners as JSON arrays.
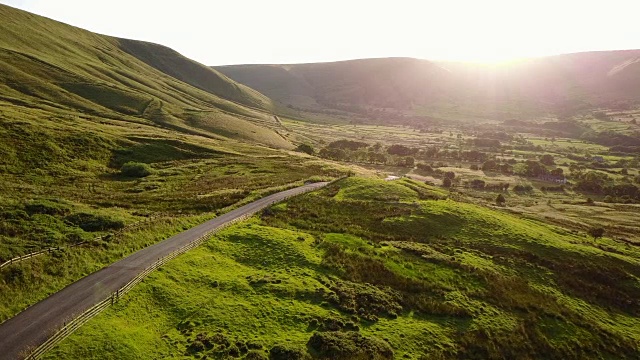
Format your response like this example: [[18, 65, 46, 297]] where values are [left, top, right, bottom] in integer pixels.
[[0, 182, 328, 359]]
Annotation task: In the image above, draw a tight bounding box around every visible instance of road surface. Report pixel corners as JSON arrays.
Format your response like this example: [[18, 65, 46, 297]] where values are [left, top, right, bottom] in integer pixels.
[[0, 182, 328, 359]]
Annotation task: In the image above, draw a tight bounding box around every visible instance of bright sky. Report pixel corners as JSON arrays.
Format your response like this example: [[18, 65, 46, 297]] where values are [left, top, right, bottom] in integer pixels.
[[2, 0, 639, 65]]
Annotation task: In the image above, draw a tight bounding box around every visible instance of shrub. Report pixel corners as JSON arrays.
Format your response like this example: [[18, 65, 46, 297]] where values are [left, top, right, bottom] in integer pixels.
[[25, 200, 70, 216], [540, 154, 555, 165], [588, 227, 605, 238], [469, 179, 485, 189], [442, 177, 452, 188], [65, 213, 125, 232], [307, 331, 393, 360], [120, 161, 153, 177], [513, 184, 533, 193], [295, 143, 315, 155], [496, 194, 506, 206], [470, 164, 479, 171], [416, 163, 433, 173], [269, 345, 308, 360]]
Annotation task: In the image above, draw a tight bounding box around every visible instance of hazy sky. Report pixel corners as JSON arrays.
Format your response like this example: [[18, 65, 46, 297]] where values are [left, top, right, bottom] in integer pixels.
[[2, 0, 639, 65]]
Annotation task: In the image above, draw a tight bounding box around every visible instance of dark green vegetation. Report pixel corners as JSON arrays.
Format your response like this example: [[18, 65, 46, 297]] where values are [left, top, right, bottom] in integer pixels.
[[47, 178, 640, 359], [0, 4, 347, 322]]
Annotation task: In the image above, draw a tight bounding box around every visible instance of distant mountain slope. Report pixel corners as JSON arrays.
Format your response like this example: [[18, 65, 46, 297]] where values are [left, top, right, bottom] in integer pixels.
[[117, 39, 273, 111], [215, 50, 640, 120], [217, 58, 452, 111], [0, 4, 289, 149]]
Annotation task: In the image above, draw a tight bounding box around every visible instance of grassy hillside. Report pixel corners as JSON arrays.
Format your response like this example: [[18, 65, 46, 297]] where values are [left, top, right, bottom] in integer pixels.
[[0, 4, 288, 148], [0, 4, 352, 323], [217, 58, 452, 113], [215, 51, 640, 122], [48, 178, 640, 359]]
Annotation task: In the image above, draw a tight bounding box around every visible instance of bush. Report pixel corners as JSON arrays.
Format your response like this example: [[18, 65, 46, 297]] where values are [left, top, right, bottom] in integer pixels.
[[588, 227, 605, 238], [469, 179, 485, 189], [513, 184, 533, 193], [295, 143, 315, 155], [496, 194, 506, 206], [307, 331, 393, 360], [470, 164, 479, 171], [120, 161, 153, 177], [24, 200, 70, 216], [442, 177, 452, 188], [65, 213, 125, 232], [416, 163, 433, 173], [269, 345, 308, 360]]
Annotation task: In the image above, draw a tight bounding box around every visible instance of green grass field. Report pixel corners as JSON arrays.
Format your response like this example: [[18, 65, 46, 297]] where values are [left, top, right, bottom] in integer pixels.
[[47, 178, 640, 359]]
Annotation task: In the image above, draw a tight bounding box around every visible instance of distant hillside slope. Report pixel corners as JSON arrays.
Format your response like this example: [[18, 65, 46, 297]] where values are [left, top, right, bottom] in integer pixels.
[[217, 58, 452, 111], [0, 4, 289, 149], [215, 50, 640, 120], [117, 39, 273, 111]]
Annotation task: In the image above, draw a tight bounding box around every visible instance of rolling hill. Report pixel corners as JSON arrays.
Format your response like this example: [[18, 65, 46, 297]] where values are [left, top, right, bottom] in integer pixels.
[[0, 4, 291, 149], [215, 50, 640, 121]]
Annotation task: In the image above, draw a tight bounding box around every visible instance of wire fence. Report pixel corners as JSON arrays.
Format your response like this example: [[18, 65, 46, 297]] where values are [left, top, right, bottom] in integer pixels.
[[0, 215, 167, 270]]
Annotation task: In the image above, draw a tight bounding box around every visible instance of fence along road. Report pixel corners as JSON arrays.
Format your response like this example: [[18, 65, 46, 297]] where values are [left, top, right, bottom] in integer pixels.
[[0, 181, 329, 360]]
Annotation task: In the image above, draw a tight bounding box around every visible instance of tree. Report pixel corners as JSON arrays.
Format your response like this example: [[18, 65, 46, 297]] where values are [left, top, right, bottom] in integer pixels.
[[540, 154, 555, 166], [482, 160, 497, 171], [295, 143, 314, 155], [442, 177, 452, 188], [444, 171, 456, 180], [399, 156, 415, 167], [469, 179, 485, 189], [495, 194, 506, 206], [588, 227, 605, 238]]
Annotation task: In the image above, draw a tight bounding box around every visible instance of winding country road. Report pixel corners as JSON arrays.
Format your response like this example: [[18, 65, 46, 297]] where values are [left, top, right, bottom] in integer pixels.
[[0, 182, 329, 359]]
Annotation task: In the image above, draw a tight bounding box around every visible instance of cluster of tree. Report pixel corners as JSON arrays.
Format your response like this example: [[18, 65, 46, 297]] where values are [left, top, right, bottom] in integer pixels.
[[386, 144, 418, 156], [481, 160, 514, 174], [512, 160, 553, 177], [463, 179, 510, 191], [478, 131, 513, 141], [317, 140, 415, 167], [573, 171, 640, 202], [468, 138, 501, 148], [327, 140, 369, 151], [582, 130, 640, 147]]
